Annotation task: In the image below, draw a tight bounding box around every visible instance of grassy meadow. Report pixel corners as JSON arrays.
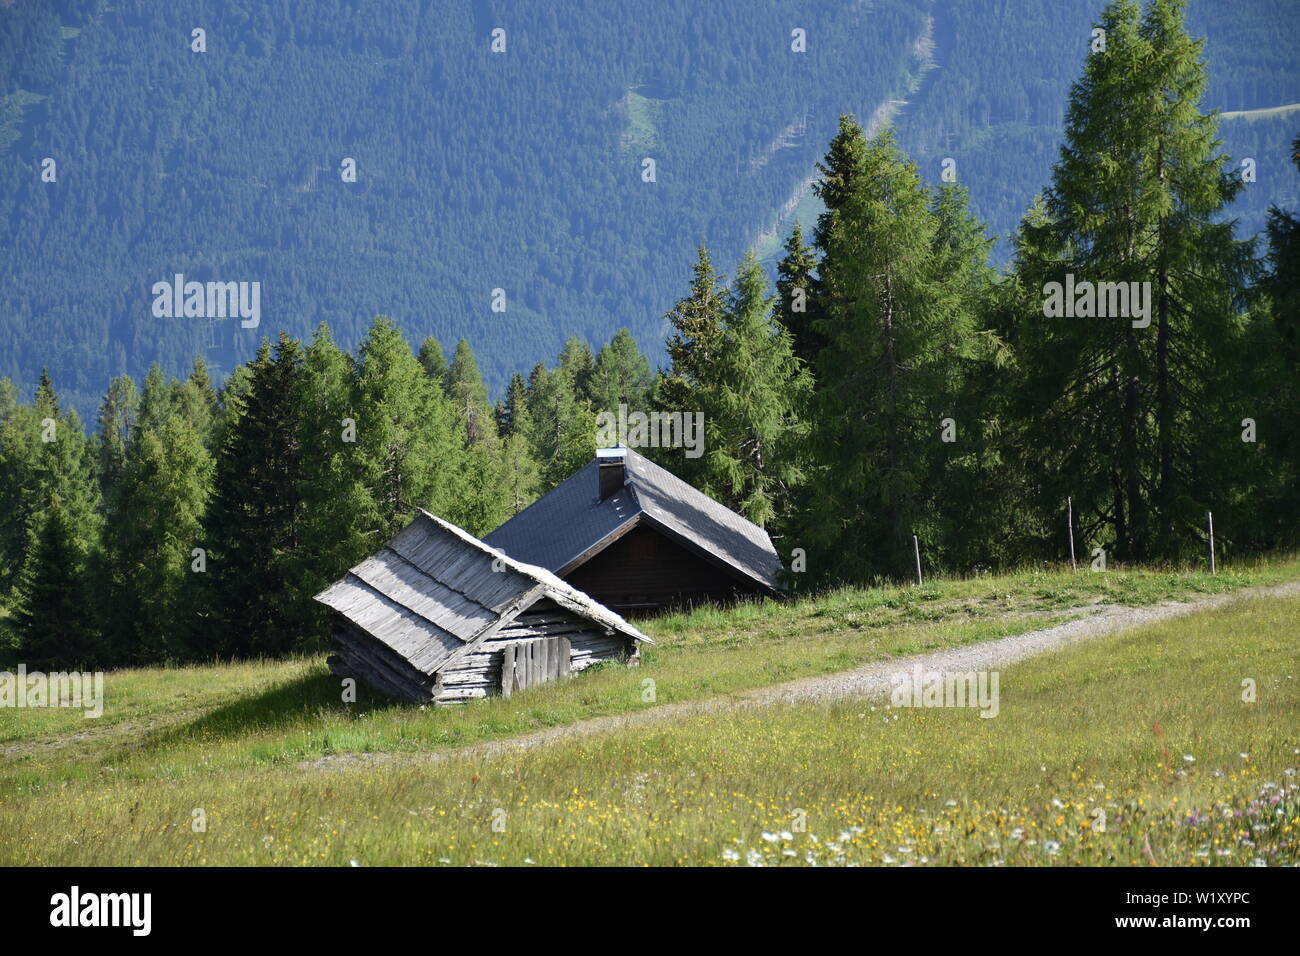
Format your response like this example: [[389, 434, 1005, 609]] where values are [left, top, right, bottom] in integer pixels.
[[1, 558, 1298, 865]]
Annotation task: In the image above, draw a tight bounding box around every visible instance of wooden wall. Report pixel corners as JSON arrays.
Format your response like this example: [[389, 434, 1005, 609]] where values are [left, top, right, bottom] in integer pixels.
[[431, 599, 636, 704], [563, 525, 761, 614]]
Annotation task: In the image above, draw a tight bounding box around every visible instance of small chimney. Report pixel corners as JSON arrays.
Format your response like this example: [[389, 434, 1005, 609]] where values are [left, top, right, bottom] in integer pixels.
[[597, 447, 627, 500]]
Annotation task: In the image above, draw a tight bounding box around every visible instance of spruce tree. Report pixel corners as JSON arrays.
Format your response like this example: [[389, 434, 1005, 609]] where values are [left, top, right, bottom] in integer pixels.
[[94, 373, 139, 506], [774, 221, 823, 369], [200, 334, 308, 658], [1257, 133, 1300, 544], [659, 245, 727, 414], [800, 127, 971, 581], [656, 246, 727, 484], [495, 372, 530, 440], [8, 497, 98, 668]]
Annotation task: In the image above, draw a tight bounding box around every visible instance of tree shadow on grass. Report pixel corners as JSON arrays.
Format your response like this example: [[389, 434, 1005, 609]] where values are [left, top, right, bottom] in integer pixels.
[[113, 669, 404, 763]]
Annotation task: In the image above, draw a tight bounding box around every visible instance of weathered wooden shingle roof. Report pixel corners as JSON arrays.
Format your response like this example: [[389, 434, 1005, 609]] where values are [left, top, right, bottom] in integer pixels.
[[314, 510, 651, 676], [484, 448, 784, 592]]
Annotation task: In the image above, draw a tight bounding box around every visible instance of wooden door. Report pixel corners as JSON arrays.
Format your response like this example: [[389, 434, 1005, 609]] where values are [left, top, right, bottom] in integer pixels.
[[501, 637, 571, 697]]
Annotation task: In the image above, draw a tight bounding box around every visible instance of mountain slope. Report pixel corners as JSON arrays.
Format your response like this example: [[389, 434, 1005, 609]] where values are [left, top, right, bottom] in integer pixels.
[[0, 0, 929, 412]]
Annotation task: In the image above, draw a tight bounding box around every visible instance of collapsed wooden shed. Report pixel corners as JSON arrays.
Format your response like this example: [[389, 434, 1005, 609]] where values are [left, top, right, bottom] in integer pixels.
[[314, 510, 652, 705], [484, 447, 785, 614]]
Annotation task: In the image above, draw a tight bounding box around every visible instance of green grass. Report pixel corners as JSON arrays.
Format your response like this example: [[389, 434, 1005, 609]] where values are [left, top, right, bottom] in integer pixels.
[[1, 558, 1298, 864], [618, 87, 661, 153], [2, 557, 1294, 783]]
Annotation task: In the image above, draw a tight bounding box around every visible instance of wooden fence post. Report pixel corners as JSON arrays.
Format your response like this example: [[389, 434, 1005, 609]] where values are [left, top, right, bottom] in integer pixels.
[[1207, 511, 1216, 575], [1067, 496, 1077, 572]]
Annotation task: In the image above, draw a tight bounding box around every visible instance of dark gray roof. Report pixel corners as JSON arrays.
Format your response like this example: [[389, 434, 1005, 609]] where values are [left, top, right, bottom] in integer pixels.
[[484, 448, 784, 591], [315, 510, 651, 676]]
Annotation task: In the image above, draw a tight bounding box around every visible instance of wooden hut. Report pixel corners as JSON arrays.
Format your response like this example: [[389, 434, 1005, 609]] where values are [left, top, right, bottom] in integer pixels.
[[314, 510, 651, 705], [484, 447, 784, 614]]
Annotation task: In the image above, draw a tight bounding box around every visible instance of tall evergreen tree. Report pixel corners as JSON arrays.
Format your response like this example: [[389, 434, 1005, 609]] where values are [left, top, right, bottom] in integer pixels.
[[659, 245, 727, 413], [102, 367, 213, 663], [0, 371, 99, 597], [927, 183, 1017, 567], [1256, 132, 1300, 543], [493, 373, 540, 514], [699, 251, 811, 529], [417, 336, 449, 386], [774, 221, 823, 369], [494, 372, 530, 440], [588, 328, 653, 414], [447, 339, 494, 447], [558, 337, 596, 405], [176, 356, 220, 446], [524, 361, 592, 490], [656, 245, 728, 485], [1012, 0, 1254, 560], [94, 373, 139, 506], [7, 497, 97, 668], [353, 316, 462, 537], [444, 339, 510, 534], [800, 127, 976, 581], [295, 324, 372, 640], [0, 379, 17, 425], [200, 334, 308, 658]]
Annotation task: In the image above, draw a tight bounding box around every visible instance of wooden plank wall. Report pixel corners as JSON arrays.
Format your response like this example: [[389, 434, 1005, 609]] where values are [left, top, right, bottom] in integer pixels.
[[563, 525, 755, 613], [501, 636, 571, 697], [433, 601, 633, 704]]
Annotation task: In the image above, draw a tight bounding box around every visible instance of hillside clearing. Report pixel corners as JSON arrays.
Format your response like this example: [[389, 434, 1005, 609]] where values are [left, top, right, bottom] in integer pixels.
[[3, 559, 1297, 783], [2, 580, 1297, 865], [303, 577, 1300, 773]]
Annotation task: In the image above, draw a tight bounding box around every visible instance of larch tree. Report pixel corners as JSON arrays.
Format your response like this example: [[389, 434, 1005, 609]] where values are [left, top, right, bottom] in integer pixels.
[[1012, 0, 1253, 560], [353, 316, 462, 538], [102, 366, 213, 663], [0, 370, 100, 599], [588, 328, 653, 415], [296, 323, 372, 639], [700, 251, 811, 530]]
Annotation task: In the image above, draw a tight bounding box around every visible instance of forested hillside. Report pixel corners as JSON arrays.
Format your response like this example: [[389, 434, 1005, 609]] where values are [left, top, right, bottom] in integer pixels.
[[5, 0, 1296, 416], [888, 0, 1300, 258], [1, 0, 928, 413]]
